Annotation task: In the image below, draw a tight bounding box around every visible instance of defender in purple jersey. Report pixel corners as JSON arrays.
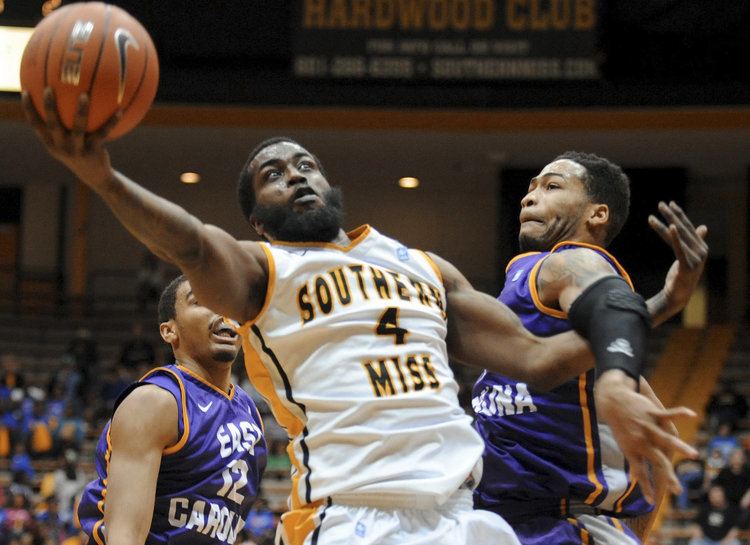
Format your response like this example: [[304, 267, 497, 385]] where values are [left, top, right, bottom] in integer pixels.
[[78, 276, 267, 544], [473, 152, 708, 544]]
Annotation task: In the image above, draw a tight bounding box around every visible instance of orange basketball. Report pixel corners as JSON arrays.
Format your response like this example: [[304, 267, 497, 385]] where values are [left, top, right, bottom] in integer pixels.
[[20, 2, 159, 140]]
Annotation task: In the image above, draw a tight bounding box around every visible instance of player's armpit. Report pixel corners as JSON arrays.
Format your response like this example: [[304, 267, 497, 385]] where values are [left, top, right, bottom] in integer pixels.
[[430, 252, 593, 390], [104, 385, 178, 545], [178, 231, 269, 323]]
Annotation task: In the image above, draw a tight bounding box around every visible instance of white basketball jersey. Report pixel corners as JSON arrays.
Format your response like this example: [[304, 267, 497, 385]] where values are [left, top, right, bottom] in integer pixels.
[[238, 225, 484, 510]]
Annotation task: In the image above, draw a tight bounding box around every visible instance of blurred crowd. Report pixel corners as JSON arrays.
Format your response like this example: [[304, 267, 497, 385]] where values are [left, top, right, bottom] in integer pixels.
[[675, 383, 750, 545]]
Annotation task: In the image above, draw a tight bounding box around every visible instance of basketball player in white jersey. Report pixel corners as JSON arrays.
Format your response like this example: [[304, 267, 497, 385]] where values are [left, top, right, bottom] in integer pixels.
[[23, 90, 696, 545]]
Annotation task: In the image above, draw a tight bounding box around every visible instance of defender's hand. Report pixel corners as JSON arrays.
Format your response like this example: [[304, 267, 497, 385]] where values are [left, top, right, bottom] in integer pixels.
[[594, 370, 697, 504], [649, 201, 708, 313], [22, 88, 120, 188]]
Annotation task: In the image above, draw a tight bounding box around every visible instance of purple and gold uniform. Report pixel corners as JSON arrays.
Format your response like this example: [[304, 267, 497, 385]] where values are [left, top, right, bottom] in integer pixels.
[[78, 364, 267, 545], [472, 241, 649, 545]]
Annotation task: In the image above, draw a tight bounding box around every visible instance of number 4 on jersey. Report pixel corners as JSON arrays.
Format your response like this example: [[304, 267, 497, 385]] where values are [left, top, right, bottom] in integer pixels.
[[376, 307, 408, 345]]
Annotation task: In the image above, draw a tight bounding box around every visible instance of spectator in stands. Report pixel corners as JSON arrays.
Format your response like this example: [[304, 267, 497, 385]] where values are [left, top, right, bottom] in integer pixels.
[[0, 396, 15, 458], [706, 383, 749, 434], [135, 251, 164, 311], [713, 449, 750, 506], [34, 498, 67, 542], [98, 365, 131, 419], [9, 444, 34, 483], [53, 449, 87, 527], [704, 448, 730, 490], [265, 438, 291, 477], [26, 400, 54, 458], [708, 423, 741, 462], [676, 456, 706, 510], [52, 404, 87, 455], [45, 378, 67, 424], [244, 497, 277, 545], [2, 492, 33, 538], [690, 484, 741, 545], [118, 322, 156, 370], [62, 327, 99, 402], [0, 353, 25, 391]]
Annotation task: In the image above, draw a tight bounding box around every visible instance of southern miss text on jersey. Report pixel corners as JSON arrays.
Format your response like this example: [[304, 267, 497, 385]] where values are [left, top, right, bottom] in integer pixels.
[[238, 225, 484, 513], [78, 364, 267, 545]]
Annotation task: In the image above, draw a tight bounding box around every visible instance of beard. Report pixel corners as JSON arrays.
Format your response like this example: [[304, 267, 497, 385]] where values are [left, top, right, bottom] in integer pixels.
[[252, 187, 344, 243]]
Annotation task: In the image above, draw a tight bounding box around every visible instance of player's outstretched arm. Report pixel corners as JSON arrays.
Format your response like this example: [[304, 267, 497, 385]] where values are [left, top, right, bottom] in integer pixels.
[[22, 89, 267, 322], [104, 385, 178, 545], [646, 201, 708, 326], [536, 247, 697, 501], [431, 252, 593, 390]]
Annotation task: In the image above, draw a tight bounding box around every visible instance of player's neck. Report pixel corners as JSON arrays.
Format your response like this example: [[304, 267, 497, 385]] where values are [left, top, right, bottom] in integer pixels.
[[176, 358, 232, 394]]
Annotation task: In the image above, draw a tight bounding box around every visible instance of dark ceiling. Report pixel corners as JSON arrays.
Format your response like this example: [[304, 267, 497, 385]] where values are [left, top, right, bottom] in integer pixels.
[[1, 0, 749, 108]]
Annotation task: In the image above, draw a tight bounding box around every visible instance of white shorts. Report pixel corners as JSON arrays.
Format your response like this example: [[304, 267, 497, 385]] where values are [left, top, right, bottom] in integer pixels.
[[275, 488, 520, 545]]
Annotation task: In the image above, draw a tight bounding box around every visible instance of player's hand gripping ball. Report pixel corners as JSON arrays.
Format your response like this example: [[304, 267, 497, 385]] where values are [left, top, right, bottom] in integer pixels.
[[20, 2, 159, 140]]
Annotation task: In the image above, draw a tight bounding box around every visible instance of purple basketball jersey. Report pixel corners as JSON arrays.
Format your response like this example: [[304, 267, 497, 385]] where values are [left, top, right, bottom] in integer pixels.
[[472, 242, 651, 522], [78, 364, 267, 544]]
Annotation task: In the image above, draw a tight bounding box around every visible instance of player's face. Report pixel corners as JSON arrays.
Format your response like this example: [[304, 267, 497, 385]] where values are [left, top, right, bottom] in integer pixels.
[[518, 159, 592, 252], [250, 141, 343, 243], [172, 282, 240, 365]]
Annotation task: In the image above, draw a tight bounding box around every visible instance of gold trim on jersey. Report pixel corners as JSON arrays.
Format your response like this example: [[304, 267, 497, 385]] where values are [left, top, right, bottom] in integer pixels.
[[610, 516, 626, 532], [548, 241, 634, 289], [139, 367, 191, 455], [504, 251, 541, 274], [279, 500, 326, 545], [579, 374, 605, 505], [91, 426, 114, 545], [242, 242, 277, 328], [271, 224, 372, 252], [239, 329, 307, 508], [528, 240, 634, 319], [528, 257, 568, 319], [176, 364, 235, 401], [567, 517, 591, 544], [418, 250, 444, 286], [614, 474, 638, 513]]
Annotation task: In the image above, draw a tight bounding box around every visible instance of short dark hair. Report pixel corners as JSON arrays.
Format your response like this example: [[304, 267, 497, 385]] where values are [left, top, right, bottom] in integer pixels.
[[157, 275, 188, 323], [555, 151, 630, 245], [237, 137, 327, 222]]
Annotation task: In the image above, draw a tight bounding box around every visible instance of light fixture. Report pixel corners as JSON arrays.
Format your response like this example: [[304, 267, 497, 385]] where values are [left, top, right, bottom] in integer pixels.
[[180, 172, 201, 184], [0, 26, 34, 92], [398, 177, 420, 189]]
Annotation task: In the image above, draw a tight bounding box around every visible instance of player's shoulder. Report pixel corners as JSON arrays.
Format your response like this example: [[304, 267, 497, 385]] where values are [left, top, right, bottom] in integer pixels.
[[542, 245, 612, 270], [116, 383, 177, 417], [110, 384, 179, 449]]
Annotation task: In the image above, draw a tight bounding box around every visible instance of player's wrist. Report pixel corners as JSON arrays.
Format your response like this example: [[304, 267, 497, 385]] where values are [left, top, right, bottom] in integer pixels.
[[595, 369, 638, 393]]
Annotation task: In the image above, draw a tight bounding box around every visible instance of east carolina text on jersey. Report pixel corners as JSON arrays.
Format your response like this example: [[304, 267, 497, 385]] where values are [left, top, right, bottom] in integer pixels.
[[78, 365, 267, 545]]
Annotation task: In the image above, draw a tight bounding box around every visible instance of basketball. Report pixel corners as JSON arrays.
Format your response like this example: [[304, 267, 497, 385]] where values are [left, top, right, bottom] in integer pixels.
[[20, 2, 159, 140]]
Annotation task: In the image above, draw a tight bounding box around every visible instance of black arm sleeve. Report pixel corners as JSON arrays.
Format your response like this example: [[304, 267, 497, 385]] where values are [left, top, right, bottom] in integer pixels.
[[568, 276, 651, 382]]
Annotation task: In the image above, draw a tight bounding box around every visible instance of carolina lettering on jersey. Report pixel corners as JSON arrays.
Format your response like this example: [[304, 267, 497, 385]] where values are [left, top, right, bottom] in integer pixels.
[[472, 241, 651, 521], [239, 225, 484, 512], [471, 381, 537, 416], [78, 365, 267, 545]]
